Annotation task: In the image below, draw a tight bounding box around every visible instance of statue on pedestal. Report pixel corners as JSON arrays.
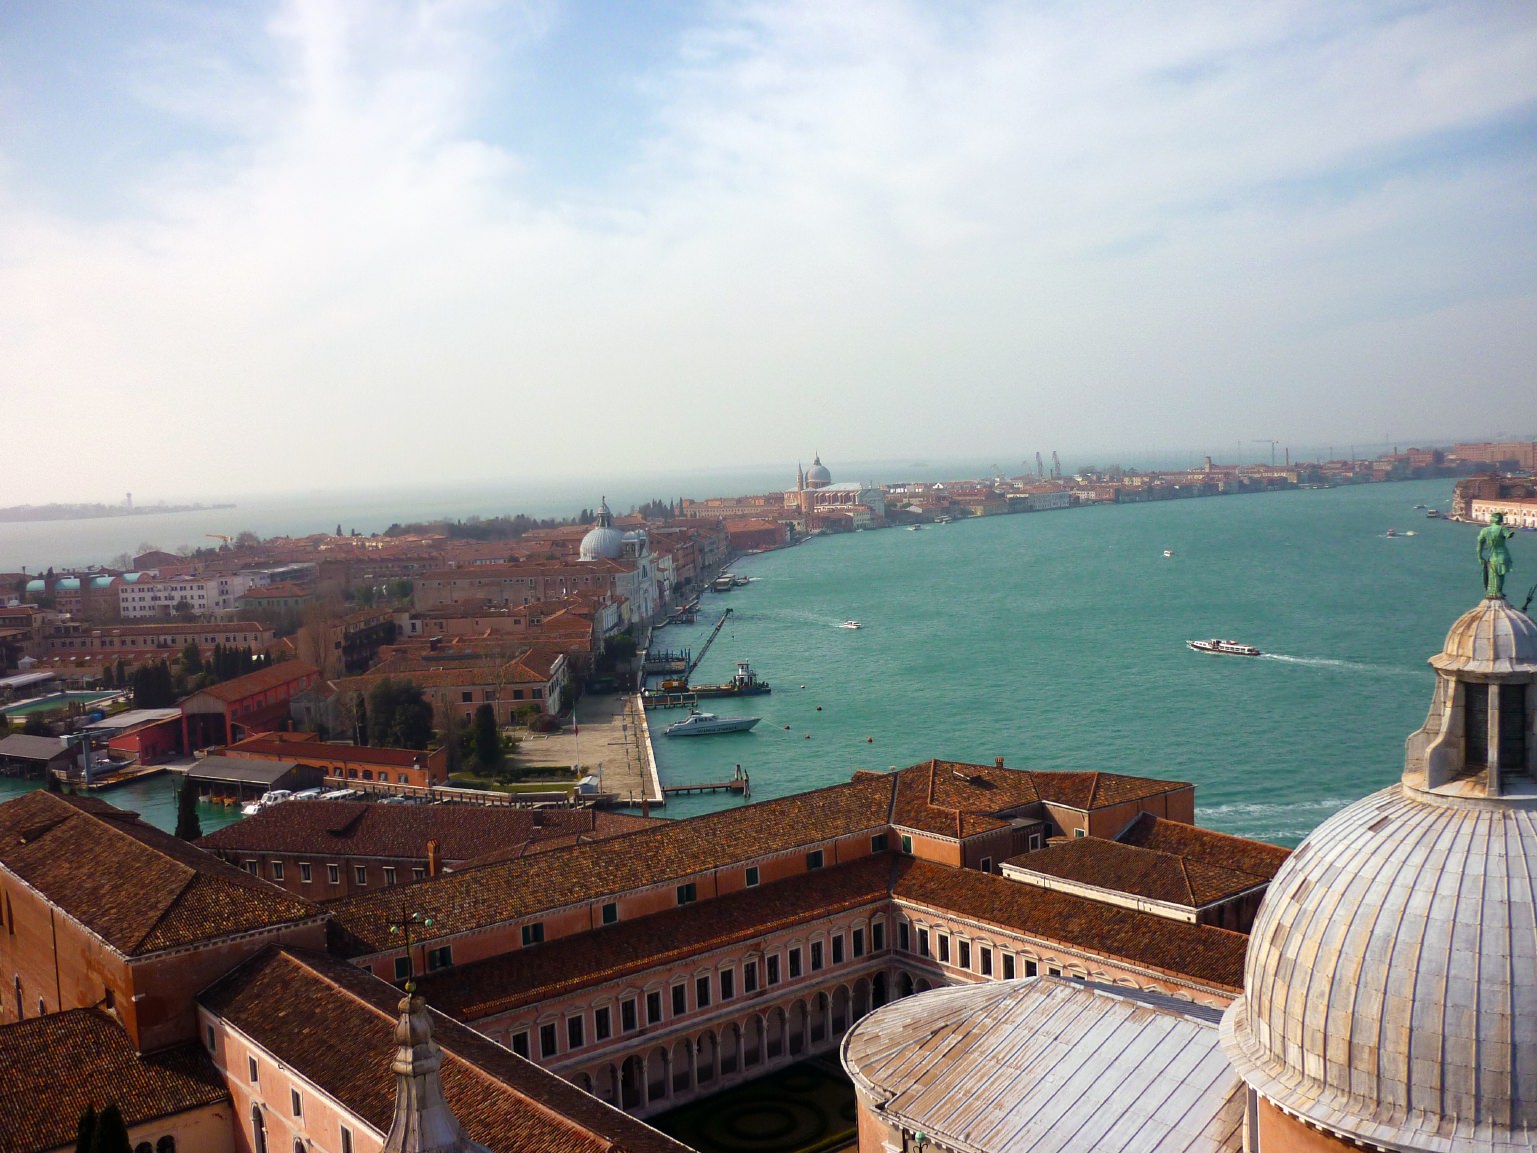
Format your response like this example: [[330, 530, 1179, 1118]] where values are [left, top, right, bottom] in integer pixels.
[[1478, 512, 1515, 598]]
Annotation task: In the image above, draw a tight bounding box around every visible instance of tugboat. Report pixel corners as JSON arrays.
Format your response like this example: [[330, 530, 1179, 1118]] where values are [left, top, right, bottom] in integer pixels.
[[664, 711, 761, 736], [1186, 638, 1262, 657], [691, 661, 772, 698]]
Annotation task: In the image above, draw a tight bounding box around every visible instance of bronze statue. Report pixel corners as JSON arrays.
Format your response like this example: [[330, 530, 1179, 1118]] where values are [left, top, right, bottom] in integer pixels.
[[1478, 512, 1515, 598]]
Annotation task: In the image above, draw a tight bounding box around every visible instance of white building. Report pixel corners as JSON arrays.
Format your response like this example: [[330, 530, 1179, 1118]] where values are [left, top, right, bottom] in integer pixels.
[[119, 573, 255, 619]]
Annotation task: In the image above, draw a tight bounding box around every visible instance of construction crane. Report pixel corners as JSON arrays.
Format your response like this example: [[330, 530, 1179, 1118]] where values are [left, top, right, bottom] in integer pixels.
[[1035, 452, 1044, 478], [1251, 439, 1279, 467], [686, 608, 733, 677], [1052, 451, 1061, 479], [206, 534, 231, 547]]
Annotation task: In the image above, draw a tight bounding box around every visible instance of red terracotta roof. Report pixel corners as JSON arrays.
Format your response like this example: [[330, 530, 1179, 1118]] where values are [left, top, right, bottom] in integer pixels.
[[892, 857, 1246, 993], [1001, 836, 1271, 908], [225, 734, 430, 768], [181, 659, 319, 705], [200, 948, 692, 1153], [0, 792, 322, 956], [0, 1010, 227, 1153], [1116, 812, 1290, 879], [1026, 770, 1192, 810]]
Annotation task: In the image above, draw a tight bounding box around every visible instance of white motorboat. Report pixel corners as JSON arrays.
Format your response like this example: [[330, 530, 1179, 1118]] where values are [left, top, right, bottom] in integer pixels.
[[664, 711, 761, 736], [1163, 549, 1174, 557], [838, 620, 862, 629]]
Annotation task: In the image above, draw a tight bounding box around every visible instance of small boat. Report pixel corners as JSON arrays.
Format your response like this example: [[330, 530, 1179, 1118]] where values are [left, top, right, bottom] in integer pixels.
[[838, 620, 862, 629], [1405, 530, 1418, 537], [907, 525, 923, 532], [1426, 509, 1440, 519], [1415, 504, 1426, 509], [664, 711, 761, 736], [1162, 549, 1174, 558], [732, 574, 751, 586], [1187, 639, 1262, 657], [691, 660, 772, 698], [1386, 529, 1397, 537]]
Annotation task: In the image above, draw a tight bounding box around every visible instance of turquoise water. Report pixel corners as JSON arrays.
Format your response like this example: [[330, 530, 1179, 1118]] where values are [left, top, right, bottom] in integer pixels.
[[651, 479, 1488, 845], [0, 770, 244, 835], [0, 691, 122, 717]]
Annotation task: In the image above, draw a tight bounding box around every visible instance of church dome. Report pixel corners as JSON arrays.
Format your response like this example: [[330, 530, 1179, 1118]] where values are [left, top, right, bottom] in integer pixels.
[[579, 499, 623, 561], [1220, 597, 1537, 1152], [805, 454, 832, 488]]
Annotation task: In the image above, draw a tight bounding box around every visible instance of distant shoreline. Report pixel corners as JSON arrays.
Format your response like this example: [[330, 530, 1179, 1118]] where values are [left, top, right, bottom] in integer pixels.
[[0, 502, 237, 525]]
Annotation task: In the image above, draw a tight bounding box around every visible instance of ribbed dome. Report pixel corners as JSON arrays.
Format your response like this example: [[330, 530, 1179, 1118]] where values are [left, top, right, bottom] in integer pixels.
[[1220, 784, 1537, 1152], [578, 499, 623, 561], [805, 455, 831, 487], [1431, 597, 1537, 675]]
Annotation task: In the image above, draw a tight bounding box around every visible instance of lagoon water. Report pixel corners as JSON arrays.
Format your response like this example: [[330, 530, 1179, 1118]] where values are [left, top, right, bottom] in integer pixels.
[[2, 477, 1500, 847], [651, 478, 1487, 845]]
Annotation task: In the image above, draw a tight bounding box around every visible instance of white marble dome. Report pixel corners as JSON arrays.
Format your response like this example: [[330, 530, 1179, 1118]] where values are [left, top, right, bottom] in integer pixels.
[[578, 499, 623, 561], [1220, 597, 1537, 1152], [804, 455, 831, 487]]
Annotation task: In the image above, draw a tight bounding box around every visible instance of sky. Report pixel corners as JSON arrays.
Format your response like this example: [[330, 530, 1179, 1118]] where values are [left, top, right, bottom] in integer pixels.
[[1, 0, 1535, 504]]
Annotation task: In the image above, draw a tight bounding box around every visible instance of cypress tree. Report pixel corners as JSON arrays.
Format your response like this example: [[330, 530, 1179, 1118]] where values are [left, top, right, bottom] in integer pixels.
[[88, 1104, 129, 1153], [174, 780, 201, 841], [473, 703, 500, 767], [74, 1105, 95, 1153]]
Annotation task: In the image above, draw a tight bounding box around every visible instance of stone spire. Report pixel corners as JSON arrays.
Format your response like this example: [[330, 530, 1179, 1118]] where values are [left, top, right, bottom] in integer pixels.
[[381, 991, 491, 1153]]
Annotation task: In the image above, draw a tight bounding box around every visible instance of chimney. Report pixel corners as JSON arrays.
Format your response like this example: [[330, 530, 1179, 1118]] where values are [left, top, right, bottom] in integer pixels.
[[426, 838, 442, 878]]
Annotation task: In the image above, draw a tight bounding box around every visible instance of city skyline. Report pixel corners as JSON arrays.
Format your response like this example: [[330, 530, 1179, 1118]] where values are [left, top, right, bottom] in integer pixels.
[[3, 0, 1535, 504]]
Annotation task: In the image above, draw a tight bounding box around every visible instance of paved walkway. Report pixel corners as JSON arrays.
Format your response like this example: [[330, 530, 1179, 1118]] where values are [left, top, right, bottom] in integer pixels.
[[516, 693, 663, 807]]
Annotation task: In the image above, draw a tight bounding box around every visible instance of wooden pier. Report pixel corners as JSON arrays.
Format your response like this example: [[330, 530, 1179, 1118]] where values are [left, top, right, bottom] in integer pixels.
[[661, 765, 750, 798]]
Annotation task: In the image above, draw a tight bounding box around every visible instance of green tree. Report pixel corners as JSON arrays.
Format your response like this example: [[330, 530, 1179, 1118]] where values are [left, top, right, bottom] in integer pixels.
[[473, 703, 501, 768], [367, 678, 434, 750], [179, 641, 203, 677], [88, 1104, 130, 1153], [174, 780, 201, 841], [74, 1105, 96, 1153]]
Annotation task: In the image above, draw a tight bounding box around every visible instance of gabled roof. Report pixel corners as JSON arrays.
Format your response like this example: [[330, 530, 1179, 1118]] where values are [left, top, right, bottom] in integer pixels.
[[0, 1010, 227, 1153], [886, 759, 1043, 837], [1027, 769, 1193, 810], [198, 802, 652, 864], [417, 854, 896, 1020], [0, 792, 321, 956], [182, 660, 319, 705], [893, 857, 1247, 993], [1116, 812, 1290, 879], [1002, 836, 1271, 909], [326, 773, 898, 955], [200, 949, 692, 1153], [0, 733, 74, 763]]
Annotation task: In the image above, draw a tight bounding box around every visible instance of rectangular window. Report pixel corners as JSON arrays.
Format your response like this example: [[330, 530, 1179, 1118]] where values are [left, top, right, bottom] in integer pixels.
[[327, 863, 340, 885], [646, 991, 663, 1025], [695, 976, 710, 1008], [206, 1023, 216, 1052], [789, 948, 802, 979], [873, 921, 886, 951], [594, 1006, 612, 1041], [512, 1031, 530, 1058], [290, 1089, 303, 1118], [938, 935, 950, 964], [243, 859, 258, 876], [672, 984, 687, 1016], [299, 862, 312, 884], [622, 998, 639, 1032], [1029, 832, 1042, 851], [522, 923, 545, 946], [567, 1015, 584, 1050], [744, 961, 758, 993], [745, 866, 759, 887], [539, 1023, 558, 1058], [899, 922, 910, 952], [980, 856, 992, 873], [383, 866, 396, 885], [767, 955, 780, 985], [981, 947, 993, 976], [412, 867, 426, 881], [720, 968, 735, 1000], [1466, 683, 1491, 766], [810, 941, 824, 971], [871, 833, 888, 852], [340, 1127, 353, 1153], [354, 865, 367, 886], [832, 934, 845, 964], [806, 849, 824, 870], [1003, 954, 1015, 980], [271, 861, 284, 882], [426, 945, 452, 971], [601, 901, 618, 925], [853, 928, 865, 958], [248, 1055, 259, 1083], [900, 834, 913, 854], [959, 941, 970, 969], [917, 928, 929, 957], [676, 882, 697, 905], [1048, 965, 1062, 976], [1025, 958, 1038, 977], [394, 956, 411, 982]]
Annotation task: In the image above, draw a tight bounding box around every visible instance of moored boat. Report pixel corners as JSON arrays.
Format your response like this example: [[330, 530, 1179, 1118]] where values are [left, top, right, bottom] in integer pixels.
[[664, 711, 761, 736], [1186, 638, 1262, 657], [691, 660, 772, 698]]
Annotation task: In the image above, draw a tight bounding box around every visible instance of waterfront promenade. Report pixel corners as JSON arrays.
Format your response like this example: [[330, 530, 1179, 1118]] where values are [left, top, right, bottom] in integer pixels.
[[518, 692, 663, 807]]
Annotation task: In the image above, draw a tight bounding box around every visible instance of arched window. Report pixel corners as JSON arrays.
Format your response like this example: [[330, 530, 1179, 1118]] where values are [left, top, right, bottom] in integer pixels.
[[251, 1106, 266, 1153], [134, 1143, 152, 1153], [157, 1137, 176, 1153], [293, 1140, 304, 1153]]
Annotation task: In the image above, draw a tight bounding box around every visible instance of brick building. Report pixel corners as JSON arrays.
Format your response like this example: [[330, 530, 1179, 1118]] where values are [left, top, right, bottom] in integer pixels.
[[180, 660, 321, 749]]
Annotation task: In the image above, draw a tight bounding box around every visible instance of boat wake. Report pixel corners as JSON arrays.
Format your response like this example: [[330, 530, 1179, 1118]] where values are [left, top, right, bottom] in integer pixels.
[[1261, 653, 1414, 677]]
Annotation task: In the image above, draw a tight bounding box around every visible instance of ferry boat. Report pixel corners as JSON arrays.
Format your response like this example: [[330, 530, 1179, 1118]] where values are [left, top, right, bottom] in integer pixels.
[[664, 711, 761, 736], [711, 575, 736, 591], [1187, 638, 1262, 657]]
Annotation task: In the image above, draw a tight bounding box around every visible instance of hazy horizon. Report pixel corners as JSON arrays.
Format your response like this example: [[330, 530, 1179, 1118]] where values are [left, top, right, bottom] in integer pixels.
[[4, 1, 1534, 506]]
